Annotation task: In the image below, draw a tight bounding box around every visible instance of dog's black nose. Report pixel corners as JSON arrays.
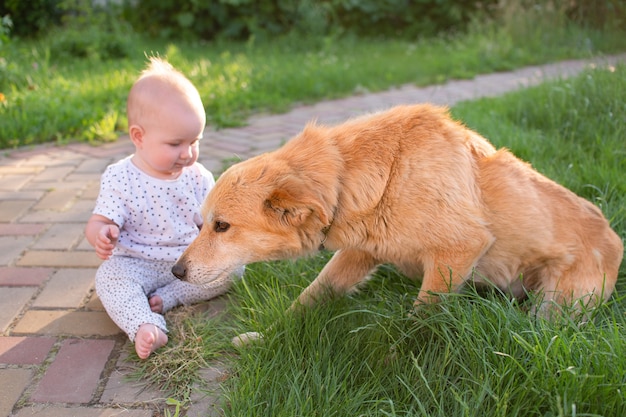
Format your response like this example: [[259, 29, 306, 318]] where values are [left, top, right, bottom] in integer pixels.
[[172, 263, 187, 279]]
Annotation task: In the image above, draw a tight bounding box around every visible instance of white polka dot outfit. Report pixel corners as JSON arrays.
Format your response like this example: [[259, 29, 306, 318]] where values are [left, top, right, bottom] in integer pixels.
[[95, 156, 213, 262], [93, 156, 241, 342]]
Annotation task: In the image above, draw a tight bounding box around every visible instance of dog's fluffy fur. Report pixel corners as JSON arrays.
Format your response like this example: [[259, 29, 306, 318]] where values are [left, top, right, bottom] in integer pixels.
[[174, 104, 623, 322]]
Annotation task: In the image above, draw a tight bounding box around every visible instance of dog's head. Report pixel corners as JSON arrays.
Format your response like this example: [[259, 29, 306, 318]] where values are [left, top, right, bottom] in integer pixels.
[[172, 154, 332, 286]]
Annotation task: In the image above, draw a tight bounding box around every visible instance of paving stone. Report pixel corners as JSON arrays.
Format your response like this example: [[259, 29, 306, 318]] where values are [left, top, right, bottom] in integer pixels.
[[41, 149, 85, 164], [32, 268, 96, 308], [16, 250, 101, 268], [19, 180, 87, 192], [200, 147, 243, 162], [211, 140, 251, 154], [0, 236, 33, 266], [0, 175, 36, 192], [84, 293, 106, 311], [0, 190, 45, 201], [76, 236, 94, 251], [0, 368, 32, 417], [66, 137, 134, 159], [100, 349, 164, 404], [5, 147, 49, 160], [12, 149, 79, 166], [0, 200, 34, 222], [19, 201, 94, 223], [197, 158, 223, 175], [0, 287, 36, 334], [31, 223, 86, 251], [184, 367, 229, 417], [254, 138, 287, 153], [65, 172, 102, 183], [74, 158, 111, 174], [31, 338, 116, 404], [31, 165, 77, 183], [80, 181, 101, 200], [0, 165, 44, 175], [34, 189, 82, 211], [12, 406, 153, 417], [0, 336, 56, 364], [0, 223, 47, 236], [0, 267, 53, 286], [12, 310, 121, 336]]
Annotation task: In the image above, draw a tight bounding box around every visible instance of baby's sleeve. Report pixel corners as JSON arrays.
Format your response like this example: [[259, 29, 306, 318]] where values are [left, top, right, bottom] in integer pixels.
[[92, 166, 128, 229]]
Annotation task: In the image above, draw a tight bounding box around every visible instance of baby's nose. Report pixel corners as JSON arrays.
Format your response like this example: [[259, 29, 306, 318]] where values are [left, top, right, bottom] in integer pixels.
[[181, 146, 193, 159]]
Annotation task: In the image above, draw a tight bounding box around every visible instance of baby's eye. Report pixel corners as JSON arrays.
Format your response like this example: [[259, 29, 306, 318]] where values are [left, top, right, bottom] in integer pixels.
[[214, 221, 230, 233]]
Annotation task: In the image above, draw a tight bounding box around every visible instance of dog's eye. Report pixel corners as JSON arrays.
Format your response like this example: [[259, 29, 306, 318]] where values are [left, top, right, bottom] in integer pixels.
[[214, 221, 230, 233]]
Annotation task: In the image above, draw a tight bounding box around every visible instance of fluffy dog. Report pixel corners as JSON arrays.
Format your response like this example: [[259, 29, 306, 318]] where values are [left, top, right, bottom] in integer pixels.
[[172, 104, 623, 341]]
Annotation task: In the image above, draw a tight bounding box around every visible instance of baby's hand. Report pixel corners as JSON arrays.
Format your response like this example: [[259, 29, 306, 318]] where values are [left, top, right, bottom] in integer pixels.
[[94, 224, 119, 260]]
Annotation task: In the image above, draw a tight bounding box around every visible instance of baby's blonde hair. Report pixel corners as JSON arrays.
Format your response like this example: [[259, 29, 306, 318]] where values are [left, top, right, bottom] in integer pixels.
[[127, 56, 205, 127]]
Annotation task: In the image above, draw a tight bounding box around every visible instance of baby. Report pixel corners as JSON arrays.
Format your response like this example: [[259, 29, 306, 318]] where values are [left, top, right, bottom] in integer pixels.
[[85, 57, 240, 359]]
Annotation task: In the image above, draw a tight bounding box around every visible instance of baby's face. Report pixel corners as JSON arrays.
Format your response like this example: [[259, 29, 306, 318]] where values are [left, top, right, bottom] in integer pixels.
[[133, 99, 205, 179]]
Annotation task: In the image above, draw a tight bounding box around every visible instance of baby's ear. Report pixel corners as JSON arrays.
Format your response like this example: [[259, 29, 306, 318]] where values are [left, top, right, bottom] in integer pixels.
[[264, 176, 329, 227], [128, 125, 145, 148]]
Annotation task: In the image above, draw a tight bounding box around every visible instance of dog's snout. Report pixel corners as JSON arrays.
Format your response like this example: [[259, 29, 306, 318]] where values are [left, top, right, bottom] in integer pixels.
[[171, 263, 187, 280]]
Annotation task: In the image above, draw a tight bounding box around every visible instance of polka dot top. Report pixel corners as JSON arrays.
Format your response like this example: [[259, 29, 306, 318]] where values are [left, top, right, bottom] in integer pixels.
[[93, 155, 215, 262]]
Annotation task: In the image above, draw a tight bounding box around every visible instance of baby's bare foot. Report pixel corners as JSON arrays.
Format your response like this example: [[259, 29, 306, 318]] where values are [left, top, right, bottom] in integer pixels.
[[135, 323, 168, 359], [149, 295, 163, 313]]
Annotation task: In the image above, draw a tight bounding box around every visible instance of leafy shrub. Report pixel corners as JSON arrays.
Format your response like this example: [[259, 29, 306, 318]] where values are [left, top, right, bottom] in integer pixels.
[[122, 0, 498, 41], [0, 0, 62, 37], [0, 15, 17, 94], [2, 0, 623, 43], [327, 0, 496, 38], [565, 0, 625, 30], [143, 0, 620, 43], [49, 0, 135, 60], [121, 0, 330, 41], [1, 0, 134, 59], [0, 14, 11, 44]]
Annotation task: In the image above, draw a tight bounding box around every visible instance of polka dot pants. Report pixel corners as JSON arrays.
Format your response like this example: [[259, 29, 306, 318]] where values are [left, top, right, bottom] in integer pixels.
[[95, 256, 239, 342]]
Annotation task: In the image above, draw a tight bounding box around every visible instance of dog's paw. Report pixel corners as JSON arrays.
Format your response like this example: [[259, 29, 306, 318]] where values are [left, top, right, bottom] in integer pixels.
[[231, 331, 264, 347]]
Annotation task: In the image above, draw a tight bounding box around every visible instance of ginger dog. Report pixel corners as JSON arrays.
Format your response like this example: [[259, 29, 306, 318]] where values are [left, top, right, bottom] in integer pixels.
[[172, 104, 623, 342]]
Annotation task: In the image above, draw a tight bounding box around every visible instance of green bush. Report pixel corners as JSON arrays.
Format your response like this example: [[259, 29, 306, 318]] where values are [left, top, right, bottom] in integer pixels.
[[121, 0, 625, 42], [560, 0, 625, 30], [0, 14, 11, 44], [122, 0, 498, 41], [327, 0, 495, 37], [0, 0, 62, 37], [121, 0, 330, 41], [2, 0, 623, 42], [48, 0, 135, 60], [0, 0, 134, 59]]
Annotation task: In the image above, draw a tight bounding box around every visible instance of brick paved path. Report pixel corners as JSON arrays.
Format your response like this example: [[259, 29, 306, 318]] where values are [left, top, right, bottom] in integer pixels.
[[1, 54, 624, 416]]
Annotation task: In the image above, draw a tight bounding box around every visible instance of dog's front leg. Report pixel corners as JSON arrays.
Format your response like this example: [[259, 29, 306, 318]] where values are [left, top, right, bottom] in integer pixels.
[[415, 252, 484, 306], [291, 249, 380, 310], [233, 249, 378, 347]]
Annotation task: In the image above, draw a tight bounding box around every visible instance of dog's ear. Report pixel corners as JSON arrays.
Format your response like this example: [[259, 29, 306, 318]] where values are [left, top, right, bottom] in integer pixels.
[[264, 177, 329, 227]]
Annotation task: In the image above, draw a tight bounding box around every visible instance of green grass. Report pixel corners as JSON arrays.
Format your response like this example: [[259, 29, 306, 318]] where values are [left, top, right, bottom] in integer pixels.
[[1, 4, 626, 149], [133, 64, 626, 416]]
